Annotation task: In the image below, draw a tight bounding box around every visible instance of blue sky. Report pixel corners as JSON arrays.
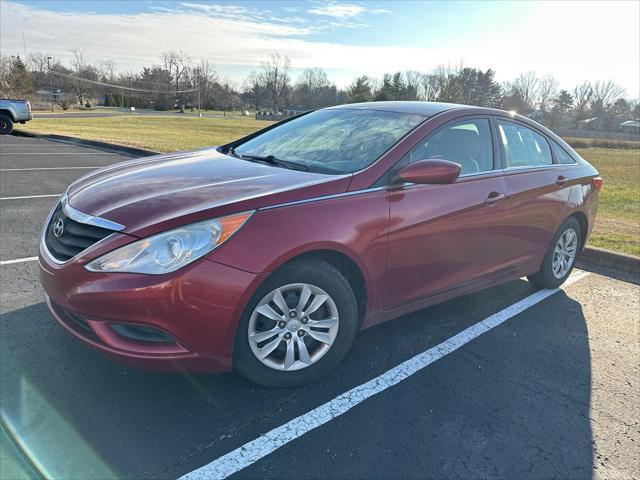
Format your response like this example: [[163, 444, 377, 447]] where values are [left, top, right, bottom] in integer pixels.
[[1, 1, 638, 96]]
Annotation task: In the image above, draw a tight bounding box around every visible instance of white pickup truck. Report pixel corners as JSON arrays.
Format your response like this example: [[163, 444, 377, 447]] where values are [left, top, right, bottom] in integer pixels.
[[0, 98, 33, 135]]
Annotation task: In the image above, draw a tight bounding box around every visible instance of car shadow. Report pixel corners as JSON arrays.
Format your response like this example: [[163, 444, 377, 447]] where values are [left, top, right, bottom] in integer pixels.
[[0, 279, 593, 479]]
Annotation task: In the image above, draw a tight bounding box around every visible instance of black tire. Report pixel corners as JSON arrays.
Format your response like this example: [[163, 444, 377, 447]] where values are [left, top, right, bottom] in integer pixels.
[[0, 114, 14, 135], [234, 258, 358, 387], [527, 216, 581, 289]]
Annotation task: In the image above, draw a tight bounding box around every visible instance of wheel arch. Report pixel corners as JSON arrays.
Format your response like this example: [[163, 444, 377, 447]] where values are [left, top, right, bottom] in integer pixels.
[[0, 109, 15, 121], [264, 247, 369, 328], [568, 211, 589, 252]]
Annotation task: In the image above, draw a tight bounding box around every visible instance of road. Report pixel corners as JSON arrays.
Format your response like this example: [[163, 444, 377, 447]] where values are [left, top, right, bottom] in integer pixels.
[[1, 134, 638, 480]]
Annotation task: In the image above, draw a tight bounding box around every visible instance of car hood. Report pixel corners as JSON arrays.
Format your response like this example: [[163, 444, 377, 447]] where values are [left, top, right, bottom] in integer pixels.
[[67, 148, 350, 236]]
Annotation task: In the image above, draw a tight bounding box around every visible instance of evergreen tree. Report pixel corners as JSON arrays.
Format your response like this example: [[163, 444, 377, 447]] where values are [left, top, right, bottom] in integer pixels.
[[5, 56, 34, 98], [553, 90, 573, 113]]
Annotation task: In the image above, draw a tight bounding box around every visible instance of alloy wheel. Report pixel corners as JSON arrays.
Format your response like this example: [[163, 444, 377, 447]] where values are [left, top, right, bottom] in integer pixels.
[[248, 283, 340, 371], [552, 227, 578, 279]]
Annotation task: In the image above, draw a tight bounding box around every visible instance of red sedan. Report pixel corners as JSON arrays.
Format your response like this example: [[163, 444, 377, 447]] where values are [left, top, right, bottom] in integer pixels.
[[39, 102, 601, 387]]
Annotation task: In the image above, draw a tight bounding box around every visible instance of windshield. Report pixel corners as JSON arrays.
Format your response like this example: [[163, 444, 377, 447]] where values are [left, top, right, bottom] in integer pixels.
[[233, 109, 425, 174]]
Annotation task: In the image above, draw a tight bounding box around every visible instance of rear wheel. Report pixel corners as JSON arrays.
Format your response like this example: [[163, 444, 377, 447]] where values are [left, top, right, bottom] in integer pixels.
[[527, 217, 581, 289], [0, 114, 13, 135], [234, 258, 358, 387]]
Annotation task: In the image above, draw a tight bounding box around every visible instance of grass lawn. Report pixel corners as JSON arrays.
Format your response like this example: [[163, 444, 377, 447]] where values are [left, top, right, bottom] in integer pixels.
[[576, 148, 640, 256], [34, 107, 127, 115], [16, 116, 640, 256], [18, 115, 273, 153]]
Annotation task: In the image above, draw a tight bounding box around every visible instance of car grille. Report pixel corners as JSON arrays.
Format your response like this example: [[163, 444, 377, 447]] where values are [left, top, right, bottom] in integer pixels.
[[44, 203, 115, 262]]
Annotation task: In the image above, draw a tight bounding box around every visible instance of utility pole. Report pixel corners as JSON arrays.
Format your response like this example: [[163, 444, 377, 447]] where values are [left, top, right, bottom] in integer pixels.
[[47, 56, 53, 111], [121, 77, 124, 111]]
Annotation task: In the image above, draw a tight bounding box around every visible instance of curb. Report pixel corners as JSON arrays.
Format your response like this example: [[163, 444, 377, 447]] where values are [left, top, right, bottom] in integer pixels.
[[12, 130, 158, 157], [579, 246, 640, 277]]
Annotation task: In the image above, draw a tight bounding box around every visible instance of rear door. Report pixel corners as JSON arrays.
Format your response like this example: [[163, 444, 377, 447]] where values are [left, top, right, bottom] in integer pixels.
[[384, 116, 513, 310], [495, 118, 574, 269]]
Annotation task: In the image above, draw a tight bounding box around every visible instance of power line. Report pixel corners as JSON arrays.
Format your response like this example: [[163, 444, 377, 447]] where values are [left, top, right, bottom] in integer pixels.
[[48, 69, 198, 94]]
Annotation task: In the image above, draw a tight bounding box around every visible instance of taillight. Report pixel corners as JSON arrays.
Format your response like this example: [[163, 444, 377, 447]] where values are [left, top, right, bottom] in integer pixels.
[[592, 176, 603, 192]]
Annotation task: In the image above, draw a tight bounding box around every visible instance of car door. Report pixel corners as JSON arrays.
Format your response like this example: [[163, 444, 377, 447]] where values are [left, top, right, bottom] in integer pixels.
[[495, 118, 574, 269], [384, 116, 513, 310]]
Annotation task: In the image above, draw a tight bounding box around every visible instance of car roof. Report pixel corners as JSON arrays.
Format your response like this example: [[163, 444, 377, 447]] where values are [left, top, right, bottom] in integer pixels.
[[326, 101, 477, 117]]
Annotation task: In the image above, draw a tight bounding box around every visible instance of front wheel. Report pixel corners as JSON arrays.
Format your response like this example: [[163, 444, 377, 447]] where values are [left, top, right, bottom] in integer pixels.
[[0, 114, 14, 135], [234, 258, 358, 387], [527, 217, 581, 289]]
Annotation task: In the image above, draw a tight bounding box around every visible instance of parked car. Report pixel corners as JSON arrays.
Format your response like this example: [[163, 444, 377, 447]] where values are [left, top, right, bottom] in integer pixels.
[[39, 102, 601, 387], [0, 98, 33, 134]]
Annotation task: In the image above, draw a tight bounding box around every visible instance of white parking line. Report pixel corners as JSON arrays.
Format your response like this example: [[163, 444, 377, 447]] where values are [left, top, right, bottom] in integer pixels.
[[0, 167, 95, 171], [0, 257, 38, 266], [180, 269, 591, 480], [0, 194, 60, 200]]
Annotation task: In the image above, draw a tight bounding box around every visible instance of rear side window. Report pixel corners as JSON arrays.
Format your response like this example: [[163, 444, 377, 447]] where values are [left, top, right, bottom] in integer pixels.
[[409, 119, 494, 175], [497, 120, 552, 168], [551, 141, 577, 164]]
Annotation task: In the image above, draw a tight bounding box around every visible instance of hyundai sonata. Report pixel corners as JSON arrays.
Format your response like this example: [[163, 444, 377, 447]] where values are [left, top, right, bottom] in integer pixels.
[[39, 102, 601, 387]]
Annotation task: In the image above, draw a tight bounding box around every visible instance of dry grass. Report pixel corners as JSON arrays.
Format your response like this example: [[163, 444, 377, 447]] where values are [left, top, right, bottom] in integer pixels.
[[576, 148, 639, 256], [19, 115, 273, 152]]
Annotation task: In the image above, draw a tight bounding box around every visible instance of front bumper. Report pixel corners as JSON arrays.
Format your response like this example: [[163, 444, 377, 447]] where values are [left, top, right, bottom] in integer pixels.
[[39, 239, 264, 373]]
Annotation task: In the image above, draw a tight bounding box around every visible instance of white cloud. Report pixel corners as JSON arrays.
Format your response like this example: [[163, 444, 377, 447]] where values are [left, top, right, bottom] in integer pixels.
[[180, 3, 252, 16], [308, 3, 367, 18]]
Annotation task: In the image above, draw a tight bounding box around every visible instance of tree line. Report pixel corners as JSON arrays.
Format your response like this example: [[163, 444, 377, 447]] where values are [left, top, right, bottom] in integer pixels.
[[1, 50, 637, 130]]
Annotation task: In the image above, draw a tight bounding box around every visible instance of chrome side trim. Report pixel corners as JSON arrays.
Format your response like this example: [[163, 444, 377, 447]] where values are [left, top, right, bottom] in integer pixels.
[[501, 163, 579, 173], [258, 187, 387, 211]]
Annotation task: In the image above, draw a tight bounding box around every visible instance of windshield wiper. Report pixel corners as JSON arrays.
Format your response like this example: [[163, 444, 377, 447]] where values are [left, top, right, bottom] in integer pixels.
[[238, 153, 308, 171]]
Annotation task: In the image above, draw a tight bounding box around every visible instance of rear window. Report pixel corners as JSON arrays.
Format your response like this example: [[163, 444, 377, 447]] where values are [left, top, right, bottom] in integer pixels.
[[551, 141, 577, 164], [497, 120, 552, 168]]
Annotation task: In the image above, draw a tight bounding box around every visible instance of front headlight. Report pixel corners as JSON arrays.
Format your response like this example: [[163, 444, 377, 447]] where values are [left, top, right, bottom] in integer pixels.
[[85, 211, 253, 274]]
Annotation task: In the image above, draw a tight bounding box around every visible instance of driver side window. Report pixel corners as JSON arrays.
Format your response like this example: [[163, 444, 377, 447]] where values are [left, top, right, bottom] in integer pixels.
[[409, 119, 494, 175]]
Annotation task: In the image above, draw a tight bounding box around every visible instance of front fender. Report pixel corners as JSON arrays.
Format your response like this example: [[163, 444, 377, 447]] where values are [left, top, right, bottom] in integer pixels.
[[207, 188, 390, 315]]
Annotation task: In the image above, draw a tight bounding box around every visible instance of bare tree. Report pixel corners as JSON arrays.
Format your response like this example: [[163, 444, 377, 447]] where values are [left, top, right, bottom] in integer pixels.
[[69, 48, 95, 105], [243, 71, 265, 111], [590, 80, 625, 115], [197, 60, 219, 109], [261, 53, 291, 112], [419, 73, 440, 101], [96, 60, 116, 83], [537, 75, 558, 113], [27, 52, 52, 74], [292, 68, 335, 108], [0, 55, 12, 79], [297, 68, 330, 93], [512, 72, 539, 111], [403, 70, 422, 100], [572, 82, 593, 121], [161, 50, 192, 108]]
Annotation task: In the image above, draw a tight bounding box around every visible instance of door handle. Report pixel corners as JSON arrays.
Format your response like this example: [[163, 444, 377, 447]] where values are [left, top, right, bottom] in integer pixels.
[[556, 175, 569, 186], [484, 192, 506, 205]]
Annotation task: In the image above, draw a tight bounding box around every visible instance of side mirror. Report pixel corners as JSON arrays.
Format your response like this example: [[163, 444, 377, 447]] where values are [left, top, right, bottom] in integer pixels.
[[396, 159, 461, 185]]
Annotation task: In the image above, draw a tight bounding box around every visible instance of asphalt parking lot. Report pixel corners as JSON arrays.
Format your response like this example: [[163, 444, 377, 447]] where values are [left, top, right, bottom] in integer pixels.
[[1, 134, 639, 480]]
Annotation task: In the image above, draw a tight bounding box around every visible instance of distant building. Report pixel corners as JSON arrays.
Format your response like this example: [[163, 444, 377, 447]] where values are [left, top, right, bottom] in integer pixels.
[[36, 89, 63, 102], [618, 120, 640, 134], [576, 117, 603, 130]]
